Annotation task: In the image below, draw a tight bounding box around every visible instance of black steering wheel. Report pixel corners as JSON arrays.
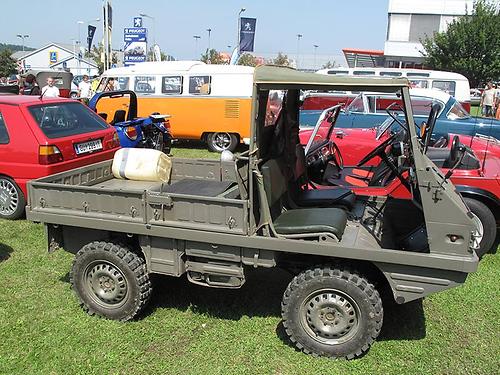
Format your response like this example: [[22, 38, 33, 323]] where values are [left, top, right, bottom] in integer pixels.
[[449, 135, 461, 165], [357, 132, 398, 167], [423, 103, 441, 153]]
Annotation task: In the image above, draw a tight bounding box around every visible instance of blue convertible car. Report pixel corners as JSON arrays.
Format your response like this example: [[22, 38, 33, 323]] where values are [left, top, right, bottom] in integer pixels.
[[300, 88, 500, 140]]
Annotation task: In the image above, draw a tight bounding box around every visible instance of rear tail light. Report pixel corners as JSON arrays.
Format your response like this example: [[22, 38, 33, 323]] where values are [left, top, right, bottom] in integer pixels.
[[124, 126, 138, 141], [39, 145, 63, 165], [111, 132, 121, 148]]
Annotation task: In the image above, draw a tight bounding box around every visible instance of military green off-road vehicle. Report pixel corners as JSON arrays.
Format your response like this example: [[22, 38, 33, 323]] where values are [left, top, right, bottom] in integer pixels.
[[27, 66, 479, 359]]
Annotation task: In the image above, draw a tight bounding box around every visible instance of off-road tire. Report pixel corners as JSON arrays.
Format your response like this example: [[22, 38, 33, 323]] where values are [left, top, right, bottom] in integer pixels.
[[281, 265, 383, 359], [206, 132, 239, 153], [0, 177, 25, 220], [70, 241, 152, 321], [463, 198, 496, 258]]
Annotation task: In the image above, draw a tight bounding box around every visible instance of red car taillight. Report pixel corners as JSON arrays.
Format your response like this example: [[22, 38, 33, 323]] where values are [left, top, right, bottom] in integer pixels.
[[39, 145, 63, 164], [124, 126, 138, 141]]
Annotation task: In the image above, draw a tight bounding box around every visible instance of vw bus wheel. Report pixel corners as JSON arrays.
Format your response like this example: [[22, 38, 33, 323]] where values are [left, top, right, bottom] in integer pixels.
[[70, 241, 152, 321], [281, 266, 383, 359], [207, 132, 239, 153], [463, 198, 496, 258], [0, 177, 25, 220]]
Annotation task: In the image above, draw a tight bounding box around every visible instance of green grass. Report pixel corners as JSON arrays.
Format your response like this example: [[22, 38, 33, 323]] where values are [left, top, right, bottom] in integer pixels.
[[0, 220, 498, 375], [0, 145, 498, 375]]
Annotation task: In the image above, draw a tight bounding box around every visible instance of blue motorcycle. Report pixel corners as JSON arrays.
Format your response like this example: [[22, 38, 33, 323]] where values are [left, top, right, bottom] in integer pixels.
[[89, 90, 172, 154]]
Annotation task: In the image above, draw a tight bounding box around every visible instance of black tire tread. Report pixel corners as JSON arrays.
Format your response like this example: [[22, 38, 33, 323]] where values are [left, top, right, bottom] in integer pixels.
[[281, 265, 383, 359], [463, 197, 496, 258], [70, 241, 152, 321]]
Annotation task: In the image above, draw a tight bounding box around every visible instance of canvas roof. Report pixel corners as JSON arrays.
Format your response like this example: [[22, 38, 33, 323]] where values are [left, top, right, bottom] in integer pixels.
[[254, 65, 410, 92]]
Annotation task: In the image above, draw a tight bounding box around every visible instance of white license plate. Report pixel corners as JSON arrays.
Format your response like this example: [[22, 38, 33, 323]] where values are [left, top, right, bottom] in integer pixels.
[[75, 139, 102, 154]]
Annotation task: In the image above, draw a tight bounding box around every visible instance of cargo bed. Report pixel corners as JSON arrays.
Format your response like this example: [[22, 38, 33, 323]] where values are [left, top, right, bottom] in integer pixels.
[[28, 158, 249, 235]]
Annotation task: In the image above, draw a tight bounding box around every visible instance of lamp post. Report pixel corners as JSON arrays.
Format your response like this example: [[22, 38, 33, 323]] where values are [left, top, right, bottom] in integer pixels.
[[206, 28, 212, 51], [140, 13, 156, 60], [313, 44, 319, 70], [236, 7, 246, 56], [296, 34, 303, 69], [16, 34, 29, 52], [193, 35, 201, 59]]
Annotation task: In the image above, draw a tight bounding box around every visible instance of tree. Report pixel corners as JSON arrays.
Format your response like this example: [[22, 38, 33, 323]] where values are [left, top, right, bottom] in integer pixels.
[[200, 49, 226, 64], [322, 61, 337, 69], [268, 52, 290, 67], [0, 49, 18, 77], [422, 0, 500, 87], [85, 43, 117, 74], [237, 53, 258, 67]]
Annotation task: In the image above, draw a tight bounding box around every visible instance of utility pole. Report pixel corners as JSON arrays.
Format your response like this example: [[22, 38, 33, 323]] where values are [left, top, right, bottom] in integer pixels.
[[296, 34, 303, 69]]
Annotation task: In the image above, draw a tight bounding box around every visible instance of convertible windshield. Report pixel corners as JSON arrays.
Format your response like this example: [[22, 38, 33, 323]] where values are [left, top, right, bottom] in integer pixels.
[[447, 101, 470, 120], [304, 105, 340, 154]]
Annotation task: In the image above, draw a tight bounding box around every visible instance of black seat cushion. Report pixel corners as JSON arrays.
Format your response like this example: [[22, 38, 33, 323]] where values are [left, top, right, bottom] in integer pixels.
[[273, 207, 347, 239], [162, 179, 234, 197], [296, 187, 355, 209]]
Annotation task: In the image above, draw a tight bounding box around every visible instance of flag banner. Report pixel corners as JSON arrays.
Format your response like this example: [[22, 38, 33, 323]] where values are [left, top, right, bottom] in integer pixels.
[[87, 25, 97, 53], [239, 17, 256, 52]]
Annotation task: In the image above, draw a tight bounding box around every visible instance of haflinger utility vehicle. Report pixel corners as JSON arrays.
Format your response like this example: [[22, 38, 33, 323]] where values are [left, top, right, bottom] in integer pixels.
[[27, 66, 479, 359]]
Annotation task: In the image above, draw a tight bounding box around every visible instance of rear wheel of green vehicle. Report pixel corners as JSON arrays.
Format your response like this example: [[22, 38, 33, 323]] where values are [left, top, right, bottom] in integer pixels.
[[206, 132, 239, 152], [463, 197, 496, 258], [70, 241, 152, 321], [281, 266, 383, 359]]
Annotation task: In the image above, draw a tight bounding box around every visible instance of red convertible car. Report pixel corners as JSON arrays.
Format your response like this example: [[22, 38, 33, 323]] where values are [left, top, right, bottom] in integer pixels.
[[299, 105, 499, 257]]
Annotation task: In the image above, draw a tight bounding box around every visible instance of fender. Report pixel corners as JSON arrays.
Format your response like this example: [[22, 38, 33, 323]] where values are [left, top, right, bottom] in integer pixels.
[[455, 185, 500, 210]]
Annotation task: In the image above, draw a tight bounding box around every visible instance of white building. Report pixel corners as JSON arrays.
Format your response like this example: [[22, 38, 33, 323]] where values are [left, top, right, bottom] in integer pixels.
[[12, 42, 99, 76], [384, 0, 473, 68]]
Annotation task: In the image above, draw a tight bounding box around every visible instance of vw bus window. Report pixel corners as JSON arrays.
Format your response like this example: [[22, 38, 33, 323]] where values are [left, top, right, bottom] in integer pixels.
[[98, 77, 129, 92], [135, 76, 156, 94], [162, 76, 182, 94], [189, 76, 211, 95], [432, 80, 456, 97], [116, 77, 129, 90], [409, 79, 429, 89]]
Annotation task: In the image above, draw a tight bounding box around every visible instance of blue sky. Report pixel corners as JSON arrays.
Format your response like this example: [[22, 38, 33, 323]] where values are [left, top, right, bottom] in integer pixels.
[[3, 0, 388, 61]]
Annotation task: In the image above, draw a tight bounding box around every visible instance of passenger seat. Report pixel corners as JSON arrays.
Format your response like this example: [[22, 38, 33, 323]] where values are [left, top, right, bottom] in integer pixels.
[[261, 159, 348, 240]]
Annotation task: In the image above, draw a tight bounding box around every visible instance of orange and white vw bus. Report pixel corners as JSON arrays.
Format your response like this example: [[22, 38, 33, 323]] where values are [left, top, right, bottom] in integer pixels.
[[95, 61, 254, 152]]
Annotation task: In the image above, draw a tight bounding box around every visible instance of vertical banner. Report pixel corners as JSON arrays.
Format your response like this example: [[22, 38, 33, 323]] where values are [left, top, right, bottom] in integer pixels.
[[239, 17, 257, 52], [103, 0, 113, 70], [87, 25, 97, 53]]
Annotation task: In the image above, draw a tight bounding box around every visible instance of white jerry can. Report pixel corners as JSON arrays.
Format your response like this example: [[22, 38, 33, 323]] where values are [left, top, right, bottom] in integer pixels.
[[112, 148, 172, 182]]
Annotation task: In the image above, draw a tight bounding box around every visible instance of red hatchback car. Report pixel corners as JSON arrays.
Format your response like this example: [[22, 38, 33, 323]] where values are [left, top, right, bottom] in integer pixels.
[[0, 96, 120, 219]]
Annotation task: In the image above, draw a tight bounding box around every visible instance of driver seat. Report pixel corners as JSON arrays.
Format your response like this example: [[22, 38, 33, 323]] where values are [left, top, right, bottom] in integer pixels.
[[326, 162, 394, 187], [292, 145, 356, 209]]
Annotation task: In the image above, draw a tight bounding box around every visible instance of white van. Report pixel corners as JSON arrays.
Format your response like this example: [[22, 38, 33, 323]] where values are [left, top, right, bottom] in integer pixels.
[[316, 67, 471, 111]]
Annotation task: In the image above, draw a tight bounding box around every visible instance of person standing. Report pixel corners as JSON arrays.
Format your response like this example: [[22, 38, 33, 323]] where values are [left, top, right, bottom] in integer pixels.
[[41, 77, 60, 97], [78, 75, 92, 104], [21, 74, 41, 95], [480, 81, 496, 118]]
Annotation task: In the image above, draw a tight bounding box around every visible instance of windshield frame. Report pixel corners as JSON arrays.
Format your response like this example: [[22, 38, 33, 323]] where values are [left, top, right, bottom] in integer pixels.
[[304, 104, 341, 155]]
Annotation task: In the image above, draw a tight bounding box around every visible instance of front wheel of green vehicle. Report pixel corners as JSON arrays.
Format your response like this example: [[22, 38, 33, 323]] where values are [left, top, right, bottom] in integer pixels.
[[281, 266, 383, 359], [70, 241, 152, 321]]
